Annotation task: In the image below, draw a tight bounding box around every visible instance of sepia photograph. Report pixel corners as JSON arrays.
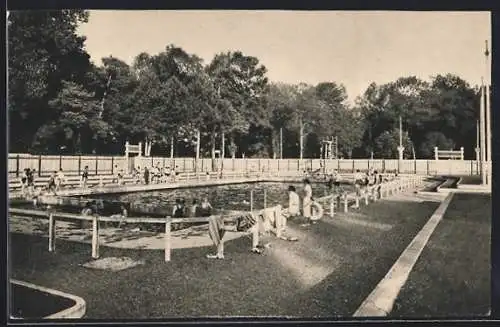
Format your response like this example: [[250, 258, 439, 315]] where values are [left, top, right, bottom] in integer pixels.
[[7, 9, 492, 321]]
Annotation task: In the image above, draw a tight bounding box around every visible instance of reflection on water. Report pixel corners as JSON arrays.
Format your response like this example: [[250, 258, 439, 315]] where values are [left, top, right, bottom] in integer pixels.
[[101, 182, 354, 213]]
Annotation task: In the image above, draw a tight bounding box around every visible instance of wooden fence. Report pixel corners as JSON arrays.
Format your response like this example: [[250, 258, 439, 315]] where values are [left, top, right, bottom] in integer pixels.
[[8, 175, 425, 262], [8, 153, 487, 178]]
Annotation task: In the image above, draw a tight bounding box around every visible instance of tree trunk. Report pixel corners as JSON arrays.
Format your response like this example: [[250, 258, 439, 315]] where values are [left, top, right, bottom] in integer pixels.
[[211, 127, 216, 171], [299, 118, 304, 160], [229, 134, 236, 159], [170, 137, 174, 159], [220, 131, 225, 174], [271, 128, 278, 159], [195, 129, 200, 172]]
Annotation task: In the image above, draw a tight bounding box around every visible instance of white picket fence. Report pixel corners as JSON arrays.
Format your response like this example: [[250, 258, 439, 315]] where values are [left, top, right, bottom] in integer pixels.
[[8, 153, 487, 178]]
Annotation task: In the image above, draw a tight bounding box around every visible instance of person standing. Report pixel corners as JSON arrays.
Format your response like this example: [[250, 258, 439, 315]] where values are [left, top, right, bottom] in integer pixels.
[[288, 185, 300, 218], [21, 169, 29, 196], [81, 166, 89, 188], [144, 167, 150, 185], [353, 169, 363, 209], [47, 171, 57, 195], [56, 168, 65, 191]]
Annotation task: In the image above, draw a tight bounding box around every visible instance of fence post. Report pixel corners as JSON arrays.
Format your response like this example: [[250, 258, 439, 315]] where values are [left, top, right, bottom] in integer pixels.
[[78, 156, 82, 176], [92, 215, 99, 259], [111, 157, 114, 175], [344, 196, 348, 213], [183, 158, 186, 172], [382, 159, 386, 173], [352, 160, 355, 173], [59, 155, 62, 170], [38, 155, 42, 177], [48, 213, 55, 252], [165, 217, 172, 262], [258, 159, 261, 172], [426, 160, 430, 176], [95, 156, 98, 175], [263, 189, 267, 208], [250, 189, 254, 212], [16, 155, 20, 177]]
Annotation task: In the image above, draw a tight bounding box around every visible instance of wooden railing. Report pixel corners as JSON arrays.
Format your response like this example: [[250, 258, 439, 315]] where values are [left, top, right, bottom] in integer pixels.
[[9, 175, 425, 262], [9, 205, 283, 262]]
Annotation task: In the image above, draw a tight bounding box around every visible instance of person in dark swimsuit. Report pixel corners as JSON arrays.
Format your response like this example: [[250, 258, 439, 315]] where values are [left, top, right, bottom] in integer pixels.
[[198, 197, 213, 217], [144, 167, 150, 185], [81, 166, 89, 188], [172, 199, 186, 218], [47, 171, 57, 195]]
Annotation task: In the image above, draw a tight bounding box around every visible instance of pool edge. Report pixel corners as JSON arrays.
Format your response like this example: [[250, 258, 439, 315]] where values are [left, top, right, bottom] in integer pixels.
[[10, 279, 86, 319]]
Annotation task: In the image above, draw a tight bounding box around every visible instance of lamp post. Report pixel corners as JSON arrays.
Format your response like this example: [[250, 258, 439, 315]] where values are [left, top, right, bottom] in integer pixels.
[[484, 40, 491, 186], [480, 77, 487, 185]]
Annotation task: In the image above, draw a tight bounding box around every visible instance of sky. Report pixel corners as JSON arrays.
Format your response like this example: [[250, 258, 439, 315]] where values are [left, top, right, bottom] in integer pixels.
[[78, 10, 491, 103]]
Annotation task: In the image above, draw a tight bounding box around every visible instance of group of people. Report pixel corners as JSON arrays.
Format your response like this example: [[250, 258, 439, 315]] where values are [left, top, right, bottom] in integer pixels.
[[132, 164, 179, 185], [287, 178, 317, 226], [352, 168, 388, 208], [172, 197, 213, 218], [20, 168, 67, 197]]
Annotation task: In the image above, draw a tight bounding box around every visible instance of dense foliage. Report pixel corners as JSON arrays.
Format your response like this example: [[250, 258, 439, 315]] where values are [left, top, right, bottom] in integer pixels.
[[8, 11, 482, 159]]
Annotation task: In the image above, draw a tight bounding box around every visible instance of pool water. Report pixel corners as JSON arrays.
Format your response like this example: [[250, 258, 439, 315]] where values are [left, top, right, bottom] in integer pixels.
[[99, 181, 355, 213], [10, 283, 77, 319]]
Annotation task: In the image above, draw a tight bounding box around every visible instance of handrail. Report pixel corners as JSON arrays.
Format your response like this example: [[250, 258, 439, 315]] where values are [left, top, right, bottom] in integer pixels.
[[9, 175, 424, 262]]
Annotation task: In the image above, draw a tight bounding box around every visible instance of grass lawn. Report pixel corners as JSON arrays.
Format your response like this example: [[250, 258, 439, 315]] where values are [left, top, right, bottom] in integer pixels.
[[390, 193, 491, 318], [9, 193, 440, 319]]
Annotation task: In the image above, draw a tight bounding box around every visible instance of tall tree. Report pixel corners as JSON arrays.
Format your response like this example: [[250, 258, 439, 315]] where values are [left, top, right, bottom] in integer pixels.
[[8, 10, 91, 153]]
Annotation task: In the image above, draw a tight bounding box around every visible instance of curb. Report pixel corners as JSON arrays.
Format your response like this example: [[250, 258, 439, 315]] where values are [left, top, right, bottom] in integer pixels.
[[10, 279, 86, 319], [353, 192, 454, 317]]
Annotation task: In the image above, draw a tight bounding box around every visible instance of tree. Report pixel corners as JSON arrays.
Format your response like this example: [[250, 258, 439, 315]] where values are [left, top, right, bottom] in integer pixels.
[[207, 51, 269, 158], [373, 128, 413, 159], [419, 131, 455, 159], [8, 10, 92, 153], [43, 81, 108, 154]]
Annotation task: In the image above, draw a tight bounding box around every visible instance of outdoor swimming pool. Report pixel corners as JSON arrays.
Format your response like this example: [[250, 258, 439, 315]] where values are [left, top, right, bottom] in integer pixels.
[[98, 181, 355, 213]]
